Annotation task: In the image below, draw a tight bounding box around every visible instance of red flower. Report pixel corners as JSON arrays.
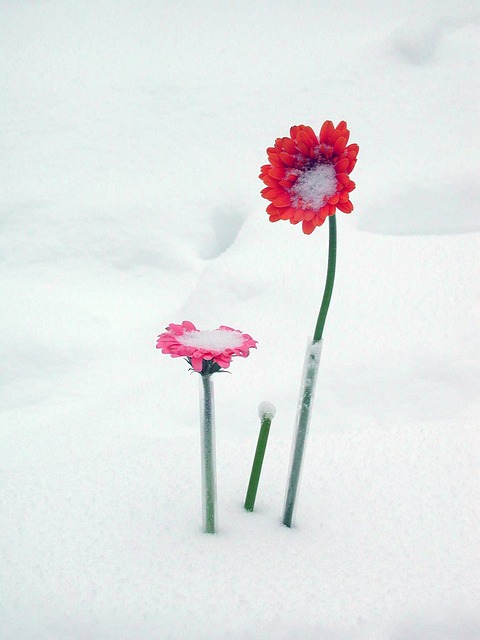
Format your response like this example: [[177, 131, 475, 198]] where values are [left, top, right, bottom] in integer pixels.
[[156, 321, 257, 374], [259, 121, 359, 235]]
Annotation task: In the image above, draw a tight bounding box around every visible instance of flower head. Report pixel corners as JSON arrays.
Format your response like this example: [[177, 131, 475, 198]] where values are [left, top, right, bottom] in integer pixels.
[[259, 121, 359, 235], [156, 321, 257, 375]]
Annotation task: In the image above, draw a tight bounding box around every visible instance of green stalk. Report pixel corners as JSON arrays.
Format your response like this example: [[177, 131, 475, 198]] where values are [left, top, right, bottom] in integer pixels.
[[283, 214, 337, 528], [244, 407, 274, 512], [313, 214, 337, 342], [200, 374, 216, 533]]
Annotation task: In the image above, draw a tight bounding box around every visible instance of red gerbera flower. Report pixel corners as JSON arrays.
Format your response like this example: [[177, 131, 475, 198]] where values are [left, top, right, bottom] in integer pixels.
[[156, 321, 257, 374], [259, 121, 359, 235]]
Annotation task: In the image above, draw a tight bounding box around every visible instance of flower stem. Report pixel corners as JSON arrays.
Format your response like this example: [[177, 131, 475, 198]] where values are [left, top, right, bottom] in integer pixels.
[[244, 407, 274, 512], [283, 214, 337, 528], [313, 214, 337, 342], [200, 374, 216, 534]]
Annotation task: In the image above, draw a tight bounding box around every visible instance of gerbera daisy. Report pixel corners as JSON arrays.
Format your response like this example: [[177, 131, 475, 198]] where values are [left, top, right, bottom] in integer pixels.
[[259, 120, 359, 235], [156, 320, 257, 534], [156, 320, 257, 375]]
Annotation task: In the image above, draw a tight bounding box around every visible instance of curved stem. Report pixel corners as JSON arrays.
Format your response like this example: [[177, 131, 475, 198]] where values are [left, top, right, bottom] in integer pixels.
[[313, 214, 337, 342]]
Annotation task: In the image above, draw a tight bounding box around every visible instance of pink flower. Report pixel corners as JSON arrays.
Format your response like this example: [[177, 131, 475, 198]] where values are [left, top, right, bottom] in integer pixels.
[[156, 321, 257, 374]]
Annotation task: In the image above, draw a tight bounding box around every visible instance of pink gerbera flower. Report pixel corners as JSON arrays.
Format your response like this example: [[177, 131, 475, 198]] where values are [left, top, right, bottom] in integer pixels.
[[259, 120, 359, 235], [156, 321, 257, 375]]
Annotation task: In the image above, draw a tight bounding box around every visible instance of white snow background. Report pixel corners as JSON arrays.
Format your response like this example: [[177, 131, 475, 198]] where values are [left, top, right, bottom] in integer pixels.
[[1, 1, 480, 638]]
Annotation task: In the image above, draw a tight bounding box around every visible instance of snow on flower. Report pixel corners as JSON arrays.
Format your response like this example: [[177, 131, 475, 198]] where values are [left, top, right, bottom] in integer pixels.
[[259, 121, 359, 235], [156, 321, 257, 374]]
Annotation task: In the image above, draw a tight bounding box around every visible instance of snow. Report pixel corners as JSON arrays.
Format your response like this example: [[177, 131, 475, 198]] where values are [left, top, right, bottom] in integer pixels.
[[177, 328, 246, 351], [258, 401, 276, 420], [1, 1, 480, 639], [291, 162, 338, 210]]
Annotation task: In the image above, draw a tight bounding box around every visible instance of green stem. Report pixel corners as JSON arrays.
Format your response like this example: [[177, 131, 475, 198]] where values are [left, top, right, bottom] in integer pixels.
[[244, 412, 273, 512], [200, 374, 216, 534], [283, 214, 337, 528], [313, 214, 337, 342]]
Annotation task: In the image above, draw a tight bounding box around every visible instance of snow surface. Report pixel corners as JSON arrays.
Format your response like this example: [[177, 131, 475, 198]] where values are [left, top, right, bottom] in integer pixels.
[[1, 1, 480, 639]]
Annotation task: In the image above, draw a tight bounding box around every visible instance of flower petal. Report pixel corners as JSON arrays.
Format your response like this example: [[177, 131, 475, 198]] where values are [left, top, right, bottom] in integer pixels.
[[279, 152, 296, 167], [319, 120, 334, 144], [346, 143, 359, 157], [336, 200, 353, 213], [269, 167, 286, 179], [333, 136, 347, 156], [282, 137, 297, 154], [297, 141, 310, 156], [334, 157, 349, 172], [190, 357, 203, 372], [273, 193, 292, 208], [302, 219, 316, 235]]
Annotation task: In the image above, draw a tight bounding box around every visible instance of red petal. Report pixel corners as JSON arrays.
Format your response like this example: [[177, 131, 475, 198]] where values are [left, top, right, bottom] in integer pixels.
[[302, 219, 315, 235], [282, 137, 297, 154], [279, 208, 293, 220], [346, 143, 359, 157], [303, 125, 319, 146], [319, 120, 334, 144], [336, 200, 353, 213], [333, 137, 347, 155], [335, 121, 350, 143], [319, 204, 330, 218], [297, 130, 313, 148], [260, 176, 277, 187], [292, 208, 304, 223], [314, 211, 328, 226], [279, 152, 296, 167], [261, 187, 284, 200], [334, 157, 349, 172], [269, 167, 286, 179], [297, 141, 309, 156], [273, 193, 292, 207], [268, 155, 283, 169]]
